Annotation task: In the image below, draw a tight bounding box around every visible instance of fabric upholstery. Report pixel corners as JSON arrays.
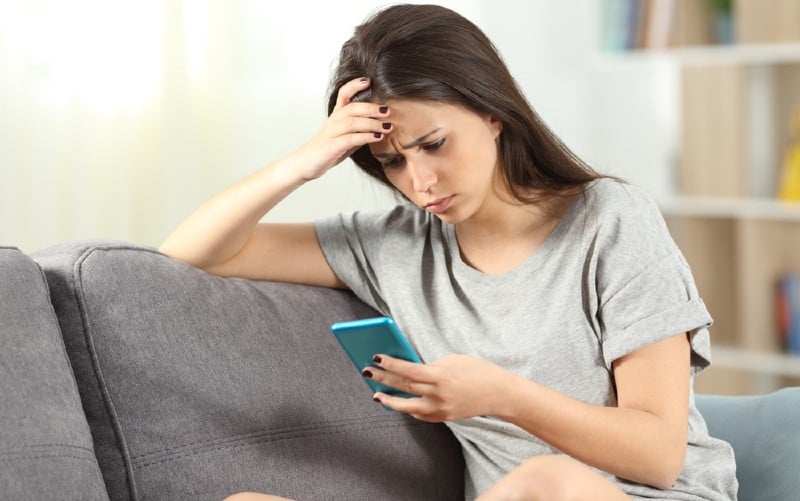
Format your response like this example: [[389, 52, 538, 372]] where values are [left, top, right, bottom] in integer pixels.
[[0, 246, 108, 500], [696, 387, 800, 501], [34, 241, 464, 501]]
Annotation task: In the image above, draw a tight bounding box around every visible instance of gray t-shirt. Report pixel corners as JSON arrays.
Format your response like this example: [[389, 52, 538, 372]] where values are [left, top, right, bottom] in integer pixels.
[[314, 178, 737, 500]]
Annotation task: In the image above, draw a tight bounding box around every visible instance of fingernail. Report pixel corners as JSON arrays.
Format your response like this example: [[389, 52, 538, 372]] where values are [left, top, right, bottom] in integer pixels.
[[382, 122, 391, 130], [373, 132, 382, 138], [379, 106, 388, 114], [372, 355, 382, 364], [362, 369, 373, 378], [360, 77, 369, 82], [373, 396, 381, 403]]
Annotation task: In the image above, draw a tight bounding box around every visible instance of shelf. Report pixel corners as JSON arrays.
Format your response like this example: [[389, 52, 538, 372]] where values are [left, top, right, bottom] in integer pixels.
[[598, 42, 800, 68], [600, 2, 800, 396], [710, 345, 800, 378], [659, 196, 800, 221]]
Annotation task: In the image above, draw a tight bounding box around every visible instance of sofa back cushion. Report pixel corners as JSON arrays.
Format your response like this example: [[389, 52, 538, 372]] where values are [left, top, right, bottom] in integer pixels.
[[34, 241, 464, 501], [696, 387, 800, 501], [0, 246, 108, 500]]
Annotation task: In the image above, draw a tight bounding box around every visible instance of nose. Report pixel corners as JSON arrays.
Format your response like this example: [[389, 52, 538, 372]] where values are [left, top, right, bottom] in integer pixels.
[[406, 157, 437, 193]]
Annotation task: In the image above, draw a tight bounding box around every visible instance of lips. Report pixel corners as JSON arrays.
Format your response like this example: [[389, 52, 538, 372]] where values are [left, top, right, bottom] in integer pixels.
[[423, 195, 454, 214]]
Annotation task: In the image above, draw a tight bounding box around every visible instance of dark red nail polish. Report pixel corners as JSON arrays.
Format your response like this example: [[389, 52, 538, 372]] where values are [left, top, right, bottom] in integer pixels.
[[373, 132, 382, 138], [372, 355, 382, 364], [382, 123, 391, 130], [379, 106, 388, 114], [362, 369, 373, 378], [373, 396, 380, 403]]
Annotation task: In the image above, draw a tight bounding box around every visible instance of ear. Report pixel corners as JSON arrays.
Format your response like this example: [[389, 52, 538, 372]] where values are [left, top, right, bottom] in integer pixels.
[[488, 116, 503, 139]]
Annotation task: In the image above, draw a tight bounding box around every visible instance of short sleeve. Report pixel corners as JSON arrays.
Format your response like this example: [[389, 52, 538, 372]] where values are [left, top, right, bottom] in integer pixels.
[[313, 208, 402, 315], [599, 254, 713, 373], [591, 184, 713, 373]]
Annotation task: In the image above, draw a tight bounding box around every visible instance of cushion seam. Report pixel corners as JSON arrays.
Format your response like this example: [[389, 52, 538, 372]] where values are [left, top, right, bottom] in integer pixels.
[[131, 415, 417, 461], [0, 443, 96, 455], [32, 259, 93, 445], [0, 453, 100, 463], [75, 247, 140, 501], [133, 420, 434, 469]]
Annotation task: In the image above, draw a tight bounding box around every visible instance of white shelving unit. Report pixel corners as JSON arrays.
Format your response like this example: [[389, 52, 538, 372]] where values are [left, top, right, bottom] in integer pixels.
[[659, 193, 800, 384], [659, 196, 800, 221], [598, 1, 800, 395], [599, 42, 800, 67]]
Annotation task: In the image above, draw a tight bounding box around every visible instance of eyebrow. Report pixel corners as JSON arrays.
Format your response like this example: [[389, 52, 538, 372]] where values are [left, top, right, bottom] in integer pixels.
[[372, 128, 441, 158]]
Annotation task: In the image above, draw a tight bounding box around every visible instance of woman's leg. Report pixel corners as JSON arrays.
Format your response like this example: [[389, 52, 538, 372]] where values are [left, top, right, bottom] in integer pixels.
[[477, 454, 631, 501], [223, 493, 294, 501]]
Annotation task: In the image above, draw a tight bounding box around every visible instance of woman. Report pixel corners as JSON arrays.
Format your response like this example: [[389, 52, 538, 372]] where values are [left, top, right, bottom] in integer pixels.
[[160, 4, 737, 500]]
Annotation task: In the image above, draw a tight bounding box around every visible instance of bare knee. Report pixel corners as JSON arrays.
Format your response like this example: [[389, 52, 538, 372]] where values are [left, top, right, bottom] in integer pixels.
[[514, 455, 585, 499], [479, 454, 629, 501]]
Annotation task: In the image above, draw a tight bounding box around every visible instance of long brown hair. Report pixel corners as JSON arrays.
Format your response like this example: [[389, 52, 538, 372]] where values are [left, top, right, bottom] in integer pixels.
[[328, 4, 604, 203]]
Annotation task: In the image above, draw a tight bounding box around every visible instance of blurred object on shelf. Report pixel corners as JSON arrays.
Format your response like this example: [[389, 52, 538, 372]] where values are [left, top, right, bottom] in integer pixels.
[[706, 0, 733, 44], [601, 0, 737, 52], [775, 273, 800, 354], [778, 107, 800, 201]]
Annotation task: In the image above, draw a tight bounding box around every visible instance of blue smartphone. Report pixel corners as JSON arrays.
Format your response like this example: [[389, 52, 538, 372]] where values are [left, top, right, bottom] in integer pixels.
[[330, 316, 422, 399]]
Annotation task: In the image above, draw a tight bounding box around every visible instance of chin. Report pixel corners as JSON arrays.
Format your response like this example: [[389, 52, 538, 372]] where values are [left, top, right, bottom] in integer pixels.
[[430, 210, 465, 225]]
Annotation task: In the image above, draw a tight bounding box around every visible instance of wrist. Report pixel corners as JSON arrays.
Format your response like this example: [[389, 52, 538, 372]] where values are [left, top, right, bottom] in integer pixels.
[[269, 155, 312, 189], [486, 371, 528, 421], [282, 142, 335, 182], [489, 372, 555, 428]]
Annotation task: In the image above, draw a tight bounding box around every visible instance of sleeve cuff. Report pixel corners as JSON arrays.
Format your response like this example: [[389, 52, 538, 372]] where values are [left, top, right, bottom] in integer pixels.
[[602, 298, 713, 373]]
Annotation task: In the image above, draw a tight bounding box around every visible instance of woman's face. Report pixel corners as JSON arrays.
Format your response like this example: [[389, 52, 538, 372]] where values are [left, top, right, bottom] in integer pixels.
[[368, 99, 504, 225]]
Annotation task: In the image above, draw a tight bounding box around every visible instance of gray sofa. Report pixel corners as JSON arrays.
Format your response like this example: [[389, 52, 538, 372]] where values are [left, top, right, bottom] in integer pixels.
[[1, 241, 798, 500]]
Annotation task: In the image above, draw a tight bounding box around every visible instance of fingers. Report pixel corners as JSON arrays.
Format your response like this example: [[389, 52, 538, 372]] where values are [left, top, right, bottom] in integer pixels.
[[327, 105, 391, 146], [334, 76, 370, 109], [374, 391, 422, 412], [332, 77, 389, 122], [328, 78, 391, 149], [372, 354, 435, 382], [365, 370, 428, 398], [329, 115, 391, 140], [373, 392, 443, 423], [362, 354, 436, 395], [332, 101, 389, 120]]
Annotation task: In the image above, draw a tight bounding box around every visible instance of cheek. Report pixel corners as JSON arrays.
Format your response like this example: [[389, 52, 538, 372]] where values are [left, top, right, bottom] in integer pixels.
[[383, 169, 409, 193], [456, 140, 497, 180], [478, 137, 501, 172]]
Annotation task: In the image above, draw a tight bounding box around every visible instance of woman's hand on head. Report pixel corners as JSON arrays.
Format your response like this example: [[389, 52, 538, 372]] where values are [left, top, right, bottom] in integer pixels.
[[366, 354, 518, 422], [289, 77, 391, 181]]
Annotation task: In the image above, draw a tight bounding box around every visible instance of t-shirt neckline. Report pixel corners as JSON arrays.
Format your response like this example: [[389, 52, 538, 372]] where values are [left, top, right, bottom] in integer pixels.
[[442, 193, 582, 283]]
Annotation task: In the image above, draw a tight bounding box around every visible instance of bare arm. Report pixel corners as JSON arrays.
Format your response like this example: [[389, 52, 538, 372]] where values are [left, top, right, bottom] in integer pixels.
[[369, 332, 691, 490], [159, 77, 391, 286], [496, 333, 690, 488], [159, 160, 343, 287]]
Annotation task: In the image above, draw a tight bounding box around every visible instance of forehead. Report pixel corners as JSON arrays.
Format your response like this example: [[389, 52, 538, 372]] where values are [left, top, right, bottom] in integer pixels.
[[382, 98, 466, 123], [369, 99, 474, 155]]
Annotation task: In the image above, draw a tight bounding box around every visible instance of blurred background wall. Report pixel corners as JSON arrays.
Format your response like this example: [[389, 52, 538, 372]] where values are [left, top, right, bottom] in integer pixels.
[[0, 0, 671, 252]]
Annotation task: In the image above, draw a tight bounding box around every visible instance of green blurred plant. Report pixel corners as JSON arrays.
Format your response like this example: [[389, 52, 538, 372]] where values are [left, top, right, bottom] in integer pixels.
[[706, 0, 733, 13]]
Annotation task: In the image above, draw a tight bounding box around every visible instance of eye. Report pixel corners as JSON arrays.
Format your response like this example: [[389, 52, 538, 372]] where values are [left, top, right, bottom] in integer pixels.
[[423, 138, 446, 151], [380, 156, 404, 169]]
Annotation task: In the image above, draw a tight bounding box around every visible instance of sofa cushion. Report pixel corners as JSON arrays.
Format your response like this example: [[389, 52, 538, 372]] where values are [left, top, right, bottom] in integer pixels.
[[0, 246, 108, 500], [696, 387, 800, 501], [34, 241, 464, 501]]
